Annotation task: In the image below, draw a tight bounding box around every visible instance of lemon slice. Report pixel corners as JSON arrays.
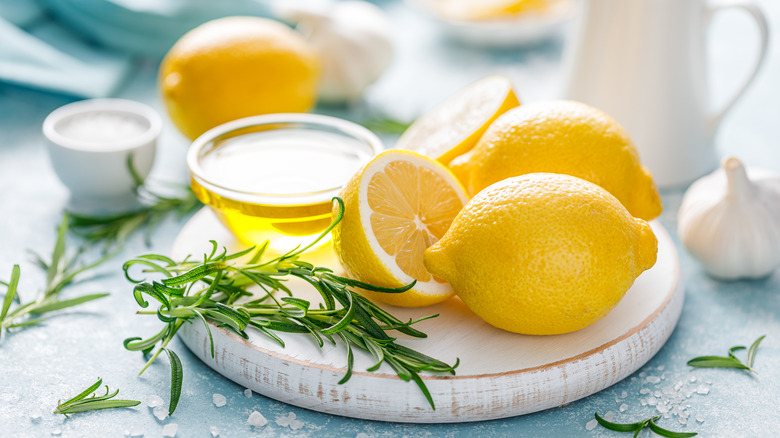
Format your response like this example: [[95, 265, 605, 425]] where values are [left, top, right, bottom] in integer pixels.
[[396, 75, 519, 166], [332, 150, 468, 307], [436, 0, 551, 21]]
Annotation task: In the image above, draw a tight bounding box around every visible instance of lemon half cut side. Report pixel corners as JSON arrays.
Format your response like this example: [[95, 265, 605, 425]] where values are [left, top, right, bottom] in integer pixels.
[[332, 150, 469, 307]]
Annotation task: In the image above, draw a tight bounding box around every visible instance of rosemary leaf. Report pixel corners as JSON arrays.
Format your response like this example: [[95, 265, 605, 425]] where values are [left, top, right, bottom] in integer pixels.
[[746, 335, 766, 368], [164, 348, 183, 415]]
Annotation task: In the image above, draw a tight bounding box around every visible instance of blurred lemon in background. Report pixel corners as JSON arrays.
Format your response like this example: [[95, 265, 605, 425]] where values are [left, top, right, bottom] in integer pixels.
[[332, 150, 468, 307], [160, 16, 320, 140], [424, 173, 658, 335], [396, 75, 519, 166], [449, 100, 663, 220], [436, 0, 551, 21]]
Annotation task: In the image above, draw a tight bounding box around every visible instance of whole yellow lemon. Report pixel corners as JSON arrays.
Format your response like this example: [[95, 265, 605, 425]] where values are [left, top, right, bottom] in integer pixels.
[[160, 16, 320, 140], [423, 173, 658, 335], [449, 100, 662, 220]]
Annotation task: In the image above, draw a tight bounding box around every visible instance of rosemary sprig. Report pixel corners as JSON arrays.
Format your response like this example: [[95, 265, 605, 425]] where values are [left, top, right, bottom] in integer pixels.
[[687, 335, 766, 373], [68, 159, 201, 250], [0, 215, 109, 339], [123, 197, 458, 415], [595, 413, 697, 437], [53, 377, 140, 417]]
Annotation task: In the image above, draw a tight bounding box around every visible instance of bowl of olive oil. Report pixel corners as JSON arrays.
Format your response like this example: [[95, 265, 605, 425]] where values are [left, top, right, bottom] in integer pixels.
[[187, 113, 382, 252]]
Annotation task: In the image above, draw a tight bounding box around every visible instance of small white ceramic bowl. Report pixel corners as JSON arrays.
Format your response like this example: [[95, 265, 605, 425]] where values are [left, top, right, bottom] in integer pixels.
[[43, 98, 161, 214], [406, 0, 573, 48]]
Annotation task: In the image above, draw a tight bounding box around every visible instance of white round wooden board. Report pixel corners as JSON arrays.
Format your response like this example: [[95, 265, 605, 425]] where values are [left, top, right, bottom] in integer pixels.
[[173, 208, 683, 423]]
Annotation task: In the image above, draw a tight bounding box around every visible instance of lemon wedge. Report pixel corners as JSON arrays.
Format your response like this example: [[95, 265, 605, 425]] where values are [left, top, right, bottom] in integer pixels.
[[396, 75, 519, 166]]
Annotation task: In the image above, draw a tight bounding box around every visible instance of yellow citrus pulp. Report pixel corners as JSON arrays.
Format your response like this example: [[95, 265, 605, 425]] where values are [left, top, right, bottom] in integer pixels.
[[332, 150, 468, 307], [159, 17, 320, 140], [436, 0, 552, 21], [396, 75, 519, 166], [449, 100, 663, 220], [424, 173, 658, 335]]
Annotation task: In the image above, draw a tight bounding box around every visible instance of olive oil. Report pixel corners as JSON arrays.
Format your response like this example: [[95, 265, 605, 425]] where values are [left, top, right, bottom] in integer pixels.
[[191, 129, 373, 252]]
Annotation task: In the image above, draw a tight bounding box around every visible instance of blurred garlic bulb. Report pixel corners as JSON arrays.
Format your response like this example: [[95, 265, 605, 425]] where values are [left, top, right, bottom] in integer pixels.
[[678, 156, 780, 280], [279, 1, 394, 103]]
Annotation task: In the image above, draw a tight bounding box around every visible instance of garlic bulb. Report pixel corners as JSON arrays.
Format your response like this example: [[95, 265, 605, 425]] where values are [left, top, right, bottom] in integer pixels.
[[278, 1, 395, 103], [678, 156, 780, 280]]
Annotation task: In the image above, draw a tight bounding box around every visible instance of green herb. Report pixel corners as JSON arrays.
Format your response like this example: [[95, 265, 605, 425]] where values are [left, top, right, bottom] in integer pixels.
[[53, 377, 140, 417], [687, 335, 766, 373], [595, 413, 697, 437], [361, 116, 412, 135], [123, 197, 457, 415], [68, 159, 201, 250], [0, 215, 109, 338]]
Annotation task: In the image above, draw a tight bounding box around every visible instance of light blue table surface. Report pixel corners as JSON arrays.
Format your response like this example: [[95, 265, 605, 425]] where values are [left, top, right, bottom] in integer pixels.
[[2, 1, 780, 437]]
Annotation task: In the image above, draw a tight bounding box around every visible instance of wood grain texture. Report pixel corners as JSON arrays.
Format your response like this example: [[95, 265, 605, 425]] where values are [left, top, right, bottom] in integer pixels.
[[173, 208, 683, 423]]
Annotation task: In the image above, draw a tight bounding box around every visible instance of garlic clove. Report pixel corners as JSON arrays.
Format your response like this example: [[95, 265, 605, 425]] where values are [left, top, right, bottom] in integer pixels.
[[278, 1, 395, 104], [678, 156, 780, 280]]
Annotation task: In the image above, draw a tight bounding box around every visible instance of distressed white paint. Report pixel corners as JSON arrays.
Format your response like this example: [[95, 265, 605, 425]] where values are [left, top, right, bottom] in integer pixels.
[[174, 208, 683, 423]]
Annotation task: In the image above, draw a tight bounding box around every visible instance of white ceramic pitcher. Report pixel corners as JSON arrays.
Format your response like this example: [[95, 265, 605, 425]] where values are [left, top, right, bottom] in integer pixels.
[[562, 0, 768, 188]]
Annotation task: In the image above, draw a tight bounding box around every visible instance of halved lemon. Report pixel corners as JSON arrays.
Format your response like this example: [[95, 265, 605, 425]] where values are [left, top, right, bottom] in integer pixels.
[[332, 150, 468, 307], [396, 75, 519, 166], [436, 0, 551, 21]]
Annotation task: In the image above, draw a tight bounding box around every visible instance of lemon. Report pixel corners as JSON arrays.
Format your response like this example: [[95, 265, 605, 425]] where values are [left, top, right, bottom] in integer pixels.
[[396, 75, 519, 166], [449, 100, 662, 220], [424, 173, 658, 335], [437, 0, 551, 21], [160, 17, 320, 140], [332, 150, 468, 307]]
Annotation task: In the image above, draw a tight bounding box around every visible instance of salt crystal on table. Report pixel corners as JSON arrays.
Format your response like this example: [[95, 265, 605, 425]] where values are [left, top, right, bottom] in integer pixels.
[[244, 389, 252, 398], [145, 395, 163, 408], [153, 406, 168, 421], [689, 376, 697, 383], [619, 403, 628, 412], [248, 411, 268, 427], [647, 376, 661, 384], [290, 419, 305, 430], [130, 425, 144, 437], [51, 429, 62, 436], [639, 372, 647, 378], [696, 415, 705, 423], [648, 398, 658, 406], [656, 366, 665, 371], [210, 426, 220, 437], [696, 385, 710, 395], [163, 423, 178, 437], [679, 417, 688, 425], [657, 404, 669, 414], [276, 412, 294, 427], [585, 419, 598, 430], [621, 391, 627, 398], [30, 410, 42, 422], [213, 393, 227, 407], [604, 411, 614, 422], [640, 388, 651, 394]]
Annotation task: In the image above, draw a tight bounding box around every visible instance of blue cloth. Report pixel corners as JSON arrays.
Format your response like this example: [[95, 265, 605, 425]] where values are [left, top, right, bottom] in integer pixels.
[[0, 0, 273, 98]]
